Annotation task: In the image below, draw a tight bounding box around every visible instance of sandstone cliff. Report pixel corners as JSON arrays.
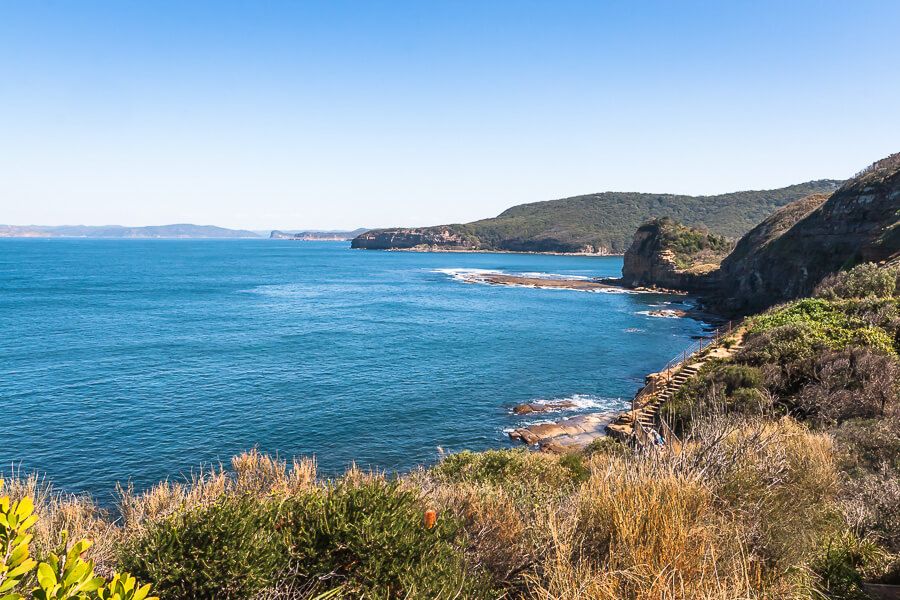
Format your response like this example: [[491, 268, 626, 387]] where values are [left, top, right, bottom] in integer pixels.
[[620, 218, 729, 291], [716, 154, 900, 313], [350, 228, 478, 251], [620, 153, 900, 314]]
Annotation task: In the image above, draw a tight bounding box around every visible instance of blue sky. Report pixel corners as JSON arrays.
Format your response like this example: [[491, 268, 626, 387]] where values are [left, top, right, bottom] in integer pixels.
[[1, 1, 899, 230]]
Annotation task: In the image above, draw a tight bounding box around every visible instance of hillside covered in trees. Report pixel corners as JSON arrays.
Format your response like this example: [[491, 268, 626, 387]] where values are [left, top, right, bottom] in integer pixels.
[[352, 180, 841, 254]]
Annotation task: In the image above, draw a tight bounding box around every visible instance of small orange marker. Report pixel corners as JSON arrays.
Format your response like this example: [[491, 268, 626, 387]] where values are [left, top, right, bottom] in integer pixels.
[[424, 509, 437, 530]]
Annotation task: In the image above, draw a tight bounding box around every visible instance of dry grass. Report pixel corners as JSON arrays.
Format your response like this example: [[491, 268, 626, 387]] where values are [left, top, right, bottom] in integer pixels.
[[1, 467, 120, 575], [3, 421, 845, 599], [117, 449, 317, 531], [527, 455, 796, 600]]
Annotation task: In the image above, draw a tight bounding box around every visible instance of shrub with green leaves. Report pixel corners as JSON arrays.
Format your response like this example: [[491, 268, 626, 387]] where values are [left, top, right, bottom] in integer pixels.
[[747, 298, 896, 355], [276, 479, 492, 599], [431, 449, 580, 491], [815, 262, 898, 300], [119, 497, 283, 600], [662, 361, 769, 432], [0, 480, 156, 600], [1, 479, 39, 599], [813, 531, 891, 600]]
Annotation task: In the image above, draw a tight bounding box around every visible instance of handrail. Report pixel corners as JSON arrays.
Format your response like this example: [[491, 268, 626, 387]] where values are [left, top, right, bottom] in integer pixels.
[[635, 320, 740, 402]]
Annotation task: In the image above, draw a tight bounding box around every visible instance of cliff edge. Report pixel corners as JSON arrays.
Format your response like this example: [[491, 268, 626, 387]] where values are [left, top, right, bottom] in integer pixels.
[[620, 153, 900, 314], [717, 153, 900, 313], [620, 218, 730, 291]]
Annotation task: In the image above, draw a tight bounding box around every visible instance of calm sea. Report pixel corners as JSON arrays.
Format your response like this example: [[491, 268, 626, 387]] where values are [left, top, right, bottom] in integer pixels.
[[0, 239, 708, 499]]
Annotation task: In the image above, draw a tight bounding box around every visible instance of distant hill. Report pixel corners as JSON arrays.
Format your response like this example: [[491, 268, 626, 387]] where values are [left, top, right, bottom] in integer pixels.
[[270, 228, 368, 241], [352, 180, 843, 254], [0, 224, 261, 238]]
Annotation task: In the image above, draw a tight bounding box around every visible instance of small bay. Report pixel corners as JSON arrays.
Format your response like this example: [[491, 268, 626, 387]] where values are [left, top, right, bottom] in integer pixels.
[[0, 239, 708, 499]]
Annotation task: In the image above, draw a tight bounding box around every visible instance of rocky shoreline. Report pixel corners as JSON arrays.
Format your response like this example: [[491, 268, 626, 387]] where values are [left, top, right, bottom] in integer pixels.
[[380, 247, 623, 257], [508, 322, 743, 453], [450, 271, 694, 295]]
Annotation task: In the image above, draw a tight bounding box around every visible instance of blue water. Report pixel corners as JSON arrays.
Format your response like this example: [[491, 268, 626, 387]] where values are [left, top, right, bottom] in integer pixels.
[[0, 239, 708, 499]]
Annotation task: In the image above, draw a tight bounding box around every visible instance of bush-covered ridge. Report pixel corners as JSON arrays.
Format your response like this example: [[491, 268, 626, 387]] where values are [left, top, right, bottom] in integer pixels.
[[663, 262, 900, 596], [353, 180, 841, 254]]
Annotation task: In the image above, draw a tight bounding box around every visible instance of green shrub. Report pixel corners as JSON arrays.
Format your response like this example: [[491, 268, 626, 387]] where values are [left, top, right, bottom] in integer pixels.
[[557, 453, 590, 483], [0, 479, 156, 600], [750, 298, 894, 352], [430, 449, 579, 491], [815, 263, 898, 300], [119, 497, 283, 600], [584, 436, 630, 458], [739, 322, 828, 366], [276, 479, 493, 599], [718, 364, 763, 394], [662, 362, 768, 433], [813, 531, 891, 600]]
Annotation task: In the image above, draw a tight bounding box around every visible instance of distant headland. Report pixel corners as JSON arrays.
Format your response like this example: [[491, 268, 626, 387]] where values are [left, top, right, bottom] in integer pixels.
[[0, 224, 370, 240], [351, 180, 842, 254]]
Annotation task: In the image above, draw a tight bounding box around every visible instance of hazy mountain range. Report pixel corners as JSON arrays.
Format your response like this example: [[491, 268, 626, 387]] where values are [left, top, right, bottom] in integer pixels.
[[0, 224, 370, 240]]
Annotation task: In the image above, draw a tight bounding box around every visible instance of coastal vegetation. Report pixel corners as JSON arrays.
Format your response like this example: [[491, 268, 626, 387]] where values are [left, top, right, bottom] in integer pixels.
[[648, 217, 732, 269], [352, 180, 840, 254]]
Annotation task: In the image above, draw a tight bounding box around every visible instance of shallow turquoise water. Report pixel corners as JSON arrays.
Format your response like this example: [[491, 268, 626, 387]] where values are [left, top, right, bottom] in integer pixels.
[[0, 239, 708, 499]]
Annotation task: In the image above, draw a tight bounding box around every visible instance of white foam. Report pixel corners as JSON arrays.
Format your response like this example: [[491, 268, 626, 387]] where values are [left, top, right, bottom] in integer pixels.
[[637, 309, 682, 318], [519, 271, 591, 281], [432, 268, 501, 283], [589, 287, 636, 294], [529, 394, 618, 410]]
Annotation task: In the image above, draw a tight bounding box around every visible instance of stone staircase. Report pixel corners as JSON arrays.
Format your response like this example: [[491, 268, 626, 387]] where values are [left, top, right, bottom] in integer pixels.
[[634, 362, 702, 430], [607, 324, 745, 445], [508, 323, 745, 452]]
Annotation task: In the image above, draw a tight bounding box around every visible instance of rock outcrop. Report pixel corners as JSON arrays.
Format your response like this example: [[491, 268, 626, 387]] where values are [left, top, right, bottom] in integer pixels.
[[350, 228, 478, 251], [619, 153, 900, 314], [716, 154, 900, 313], [620, 218, 727, 291]]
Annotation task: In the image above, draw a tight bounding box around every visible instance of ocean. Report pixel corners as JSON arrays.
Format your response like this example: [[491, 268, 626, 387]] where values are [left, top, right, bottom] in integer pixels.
[[0, 239, 708, 499]]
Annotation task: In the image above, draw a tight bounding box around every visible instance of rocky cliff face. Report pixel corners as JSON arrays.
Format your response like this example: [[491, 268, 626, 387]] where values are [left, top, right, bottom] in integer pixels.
[[717, 154, 900, 313], [621, 219, 726, 291], [350, 228, 478, 251], [621, 153, 900, 314]]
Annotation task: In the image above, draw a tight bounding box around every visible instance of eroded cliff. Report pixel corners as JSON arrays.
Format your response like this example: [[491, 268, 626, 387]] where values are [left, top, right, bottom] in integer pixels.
[[717, 154, 900, 313]]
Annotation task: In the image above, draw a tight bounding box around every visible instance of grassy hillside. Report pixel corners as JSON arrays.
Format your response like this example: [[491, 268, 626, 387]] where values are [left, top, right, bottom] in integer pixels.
[[354, 180, 841, 254]]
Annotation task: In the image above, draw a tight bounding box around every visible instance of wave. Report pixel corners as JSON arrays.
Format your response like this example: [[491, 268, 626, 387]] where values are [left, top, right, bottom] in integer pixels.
[[238, 284, 322, 299], [637, 309, 684, 318], [534, 394, 618, 409], [432, 268, 501, 282], [514, 394, 621, 414], [588, 287, 636, 294]]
